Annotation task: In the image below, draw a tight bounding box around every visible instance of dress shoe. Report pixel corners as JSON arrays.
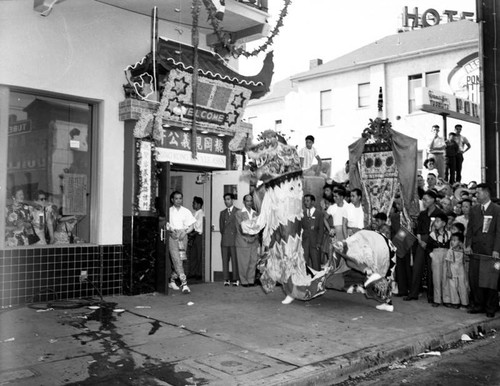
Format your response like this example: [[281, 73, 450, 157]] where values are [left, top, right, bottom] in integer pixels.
[[467, 308, 485, 314], [241, 284, 248, 287], [403, 296, 418, 301], [486, 312, 496, 318], [432, 303, 440, 307], [224, 280, 230, 286], [232, 280, 240, 287], [181, 284, 191, 294]]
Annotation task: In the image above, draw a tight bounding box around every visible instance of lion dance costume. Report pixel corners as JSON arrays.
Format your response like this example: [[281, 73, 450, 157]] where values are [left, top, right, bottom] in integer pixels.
[[231, 130, 395, 311]]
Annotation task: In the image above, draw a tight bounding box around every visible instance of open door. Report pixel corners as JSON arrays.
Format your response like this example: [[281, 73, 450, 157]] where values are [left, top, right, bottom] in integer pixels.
[[210, 170, 250, 282]]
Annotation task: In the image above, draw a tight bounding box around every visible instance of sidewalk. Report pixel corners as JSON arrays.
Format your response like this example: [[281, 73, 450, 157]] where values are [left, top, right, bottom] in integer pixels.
[[1, 283, 499, 386]]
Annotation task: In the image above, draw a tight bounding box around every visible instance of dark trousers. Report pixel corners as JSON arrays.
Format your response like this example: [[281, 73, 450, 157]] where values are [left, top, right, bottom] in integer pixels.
[[221, 245, 239, 281], [303, 240, 321, 271], [445, 156, 457, 184], [409, 245, 433, 300], [456, 153, 464, 182], [395, 251, 412, 296], [189, 233, 202, 279], [468, 257, 499, 313]]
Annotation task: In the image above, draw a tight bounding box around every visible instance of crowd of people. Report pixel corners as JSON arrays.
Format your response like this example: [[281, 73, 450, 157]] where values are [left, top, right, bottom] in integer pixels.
[[5, 187, 82, 247], [166, 129, 499, 318]]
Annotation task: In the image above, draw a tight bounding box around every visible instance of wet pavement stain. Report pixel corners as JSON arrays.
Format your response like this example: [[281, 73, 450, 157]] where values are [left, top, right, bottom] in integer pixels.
[[58, 302, 208, 385]]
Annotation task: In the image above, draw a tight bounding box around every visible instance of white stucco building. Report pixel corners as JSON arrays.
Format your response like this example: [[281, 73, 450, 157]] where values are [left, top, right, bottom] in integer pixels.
[[244, 20, 481, 181]]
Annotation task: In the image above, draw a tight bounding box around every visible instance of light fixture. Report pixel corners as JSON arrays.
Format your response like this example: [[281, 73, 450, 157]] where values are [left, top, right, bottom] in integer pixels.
[[217, 133, 225, 137], [182, 127, 191, 131], [200, 129, 209, 134], [162, 123, 170, 128]]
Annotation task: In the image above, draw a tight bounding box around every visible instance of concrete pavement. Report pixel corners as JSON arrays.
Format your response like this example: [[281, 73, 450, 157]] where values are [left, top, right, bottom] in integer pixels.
[[1, 283, 499, 385]]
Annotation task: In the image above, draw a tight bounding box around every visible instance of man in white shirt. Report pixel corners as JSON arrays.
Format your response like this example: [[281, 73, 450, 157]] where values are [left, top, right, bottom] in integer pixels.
[[346, 188, 365, 236], [189, 196, 204, 280], [168, 191, 196, 294]]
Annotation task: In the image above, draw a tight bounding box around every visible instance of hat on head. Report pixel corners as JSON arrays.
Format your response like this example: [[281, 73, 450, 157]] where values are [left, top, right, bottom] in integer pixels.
[[454, 187, 472, 201], [424, 189, 437, 200], [423, 158, 435, 169]]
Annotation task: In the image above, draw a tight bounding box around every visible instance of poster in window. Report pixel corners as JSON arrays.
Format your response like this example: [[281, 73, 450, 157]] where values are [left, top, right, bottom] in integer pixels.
[[62, 173, 87, 215]]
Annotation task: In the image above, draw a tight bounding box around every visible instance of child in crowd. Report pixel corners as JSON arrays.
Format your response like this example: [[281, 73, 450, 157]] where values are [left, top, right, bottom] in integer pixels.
[[373, 212, 387, 230], [444, 232, 469, 309], [427, 212, 451, 307]]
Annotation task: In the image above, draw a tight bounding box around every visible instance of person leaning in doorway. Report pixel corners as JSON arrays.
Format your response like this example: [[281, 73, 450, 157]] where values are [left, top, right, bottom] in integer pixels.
[[167, 191, 196, 294]]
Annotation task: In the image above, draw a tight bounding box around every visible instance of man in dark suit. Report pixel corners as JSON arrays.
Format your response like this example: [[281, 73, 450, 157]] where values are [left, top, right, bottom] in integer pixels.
[[465, 183, 500, 317], [301, 194, 324, 271], [219, 193, 240, 286]]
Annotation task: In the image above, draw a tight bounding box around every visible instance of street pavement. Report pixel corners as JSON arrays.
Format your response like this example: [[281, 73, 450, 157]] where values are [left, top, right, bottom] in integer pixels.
[[1, 282, 500, 386]]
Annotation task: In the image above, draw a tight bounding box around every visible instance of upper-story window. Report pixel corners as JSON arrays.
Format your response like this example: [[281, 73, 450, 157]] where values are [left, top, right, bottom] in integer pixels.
[[408, 74, 423, 113], [4, 90, 94, 248], [425, 70, 440, 89], [408, 71, 440, 113], [320, 90, 332, 126], [274, 119, 282, 131], [358, 83, 370, 108]]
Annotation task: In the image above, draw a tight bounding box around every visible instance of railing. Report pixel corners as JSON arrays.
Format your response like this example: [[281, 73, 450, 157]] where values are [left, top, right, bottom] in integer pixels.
[[237, 0, 268, 12]]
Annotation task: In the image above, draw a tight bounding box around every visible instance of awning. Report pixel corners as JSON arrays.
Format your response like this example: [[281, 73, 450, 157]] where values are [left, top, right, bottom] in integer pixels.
[[126, 39, 274, 99]]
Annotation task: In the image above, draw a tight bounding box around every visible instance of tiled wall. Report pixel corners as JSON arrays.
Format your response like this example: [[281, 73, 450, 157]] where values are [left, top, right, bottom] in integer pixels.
[[0, 245, 122, 308]]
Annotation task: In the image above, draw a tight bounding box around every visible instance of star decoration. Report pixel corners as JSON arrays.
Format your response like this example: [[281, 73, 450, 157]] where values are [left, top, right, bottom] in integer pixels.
[[226, 111, 240, 126], [167, 98, 179, 113], [173, 77, 189, 96], [231, 93, 246, 109]]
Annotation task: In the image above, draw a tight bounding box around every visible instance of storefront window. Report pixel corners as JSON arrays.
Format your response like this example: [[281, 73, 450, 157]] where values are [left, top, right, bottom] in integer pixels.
[[5, 91, 93, 247]]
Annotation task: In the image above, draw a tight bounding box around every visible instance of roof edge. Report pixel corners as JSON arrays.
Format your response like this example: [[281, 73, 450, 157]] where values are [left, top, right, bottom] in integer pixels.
[[290, 39, 478, 82]]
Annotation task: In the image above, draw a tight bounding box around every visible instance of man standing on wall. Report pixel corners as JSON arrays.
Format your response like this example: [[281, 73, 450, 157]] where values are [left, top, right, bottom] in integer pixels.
[[453, 124, 471, 183], [219, 193, 240, 286], [168, 191, 196, 294]]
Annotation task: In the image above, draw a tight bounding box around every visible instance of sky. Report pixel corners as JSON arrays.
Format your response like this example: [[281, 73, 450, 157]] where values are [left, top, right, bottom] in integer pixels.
[[238, 0, 476, 82]]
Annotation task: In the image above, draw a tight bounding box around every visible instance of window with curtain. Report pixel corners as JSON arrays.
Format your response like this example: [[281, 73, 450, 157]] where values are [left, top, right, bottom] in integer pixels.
[[358, 83, 370, 108], [408, 74, 423, 113], [320, 89, 332, 126]]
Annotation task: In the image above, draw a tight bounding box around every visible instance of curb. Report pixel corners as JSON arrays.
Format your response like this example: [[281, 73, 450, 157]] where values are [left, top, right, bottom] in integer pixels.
[[253, 316, 500, 386]]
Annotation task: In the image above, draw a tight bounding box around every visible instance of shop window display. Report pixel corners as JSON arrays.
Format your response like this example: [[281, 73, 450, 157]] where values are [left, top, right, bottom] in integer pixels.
[[5, 91, 92, 247]]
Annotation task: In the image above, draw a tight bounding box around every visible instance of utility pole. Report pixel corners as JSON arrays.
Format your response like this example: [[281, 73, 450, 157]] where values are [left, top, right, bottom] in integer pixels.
[[477, 0, 500, 197]]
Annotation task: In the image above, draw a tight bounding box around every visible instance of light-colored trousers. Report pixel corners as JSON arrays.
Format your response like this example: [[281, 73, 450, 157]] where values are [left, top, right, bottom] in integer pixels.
[[430, 248, 449, 303], [169, 234, 187, 284], [236, 244, 259, 285]]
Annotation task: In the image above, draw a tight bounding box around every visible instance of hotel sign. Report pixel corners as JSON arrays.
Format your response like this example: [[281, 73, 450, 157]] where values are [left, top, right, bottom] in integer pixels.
[[448, 53, 480, 102], [402, 7, 474, 28], [415, 87, 479, 124]]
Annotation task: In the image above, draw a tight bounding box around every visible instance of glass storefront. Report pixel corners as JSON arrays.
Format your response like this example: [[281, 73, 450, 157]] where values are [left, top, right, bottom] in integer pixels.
[[5, 91, 93, 247]]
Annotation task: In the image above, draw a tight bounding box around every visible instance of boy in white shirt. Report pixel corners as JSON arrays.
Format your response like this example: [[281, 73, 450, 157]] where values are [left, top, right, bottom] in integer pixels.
[[299, 135, 322, 176]]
